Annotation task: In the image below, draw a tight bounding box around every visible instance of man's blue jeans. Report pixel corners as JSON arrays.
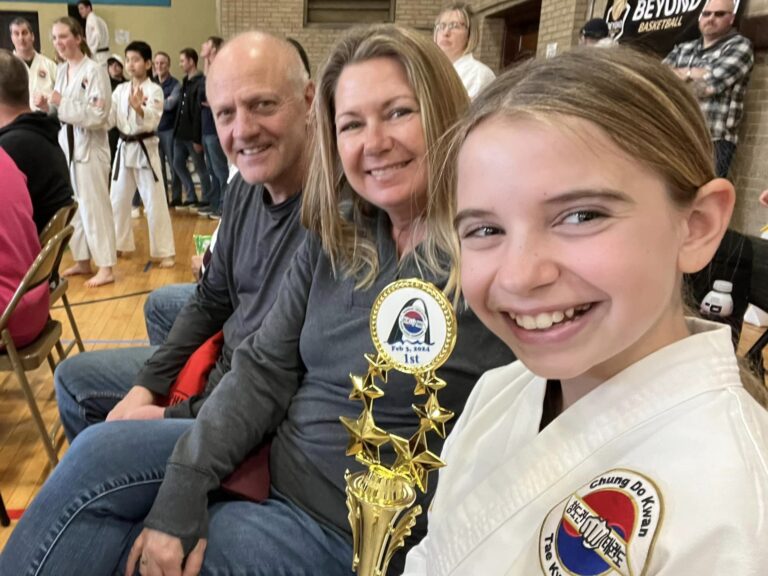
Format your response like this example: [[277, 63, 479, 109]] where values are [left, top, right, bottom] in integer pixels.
[[54, 347, 157, 442], [203, 134, 228, 213], [172, 139, 212, 204], [143, 283, 197, 346], [158, 129, 181, 202], [0, 421, 354, 576]]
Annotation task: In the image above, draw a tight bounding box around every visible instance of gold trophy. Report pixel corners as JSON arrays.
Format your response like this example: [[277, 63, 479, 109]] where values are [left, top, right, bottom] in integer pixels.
[[341, 278, 457, 576]]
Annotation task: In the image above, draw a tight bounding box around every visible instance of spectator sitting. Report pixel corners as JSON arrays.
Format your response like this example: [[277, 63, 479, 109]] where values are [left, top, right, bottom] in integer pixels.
[[0, 147, 49, 348], [0, 50, 73, 234]]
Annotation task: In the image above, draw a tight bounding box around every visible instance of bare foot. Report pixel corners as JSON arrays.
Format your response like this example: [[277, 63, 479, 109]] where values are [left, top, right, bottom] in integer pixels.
[[158, 257, 175, 269], [84, 267, 115, 288], [61, 262, 92, 277]]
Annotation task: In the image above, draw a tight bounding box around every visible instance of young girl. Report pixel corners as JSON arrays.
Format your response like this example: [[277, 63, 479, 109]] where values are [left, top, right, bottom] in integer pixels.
[[39, 17, 117, 287], [403, 47, 768, 575]]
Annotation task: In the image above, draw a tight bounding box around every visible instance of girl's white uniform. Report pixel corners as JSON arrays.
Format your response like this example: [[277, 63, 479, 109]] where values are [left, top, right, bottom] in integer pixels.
[[54, 56, 116, 268], [403, 319, 768, 575], [109, 78, 175, 259]]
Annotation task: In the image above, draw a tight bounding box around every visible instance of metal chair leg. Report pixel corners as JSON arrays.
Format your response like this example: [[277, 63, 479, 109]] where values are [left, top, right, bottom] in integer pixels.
[[62, 293, 85, 353], [6, 339, 59, 467], [0, 490, 10, 526]]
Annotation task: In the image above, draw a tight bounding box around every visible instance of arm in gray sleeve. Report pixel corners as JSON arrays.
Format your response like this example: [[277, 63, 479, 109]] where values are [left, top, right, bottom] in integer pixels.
[[133, 210, 235, 398], [142, 236, 320, 548]]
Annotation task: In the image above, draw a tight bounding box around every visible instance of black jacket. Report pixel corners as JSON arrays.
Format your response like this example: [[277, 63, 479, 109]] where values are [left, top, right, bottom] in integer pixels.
[[173, 72, 204, 144], [0, 112, 74, 233]]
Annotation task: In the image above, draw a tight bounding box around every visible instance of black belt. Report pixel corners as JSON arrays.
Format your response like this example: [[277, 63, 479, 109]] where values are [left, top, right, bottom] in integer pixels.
[[64, 123, 75, 167], [113, 131, 159, 182], [97, 47, 109, 53]]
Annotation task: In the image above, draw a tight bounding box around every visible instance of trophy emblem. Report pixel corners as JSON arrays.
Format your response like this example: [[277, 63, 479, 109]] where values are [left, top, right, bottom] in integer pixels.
[[341, 278, 457, 575]]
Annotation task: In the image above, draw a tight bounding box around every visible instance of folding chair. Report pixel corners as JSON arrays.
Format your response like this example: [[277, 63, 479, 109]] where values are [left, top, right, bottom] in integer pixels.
[[39, 203, 84, 357], [0, 225, 74, 467], [0, 491, 9, 527]]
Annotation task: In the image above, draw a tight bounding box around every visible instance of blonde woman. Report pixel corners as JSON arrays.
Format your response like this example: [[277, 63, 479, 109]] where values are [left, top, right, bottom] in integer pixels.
[[404, 47, 768, 575], [433, 2, 495, 98], [0, 26, 512, 576]]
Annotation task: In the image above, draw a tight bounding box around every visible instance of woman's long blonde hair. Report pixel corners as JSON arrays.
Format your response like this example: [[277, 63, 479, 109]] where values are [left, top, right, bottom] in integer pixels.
[[445, 46, 767, 404], [302, 24, 469, 292]]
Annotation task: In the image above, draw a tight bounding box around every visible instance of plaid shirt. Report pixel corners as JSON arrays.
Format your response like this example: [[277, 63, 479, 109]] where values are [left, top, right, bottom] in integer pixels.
[[664, 31, 753, 144]]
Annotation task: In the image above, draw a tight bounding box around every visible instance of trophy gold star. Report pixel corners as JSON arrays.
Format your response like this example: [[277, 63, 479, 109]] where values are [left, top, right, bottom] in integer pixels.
[[348, 373, 384, 410], [412, 393, 454, 439], [340, 410, 390, 464]]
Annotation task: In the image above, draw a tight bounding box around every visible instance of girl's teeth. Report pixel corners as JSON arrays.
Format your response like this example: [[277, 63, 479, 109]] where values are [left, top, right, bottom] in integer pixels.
[[513, 304, 591, 331]]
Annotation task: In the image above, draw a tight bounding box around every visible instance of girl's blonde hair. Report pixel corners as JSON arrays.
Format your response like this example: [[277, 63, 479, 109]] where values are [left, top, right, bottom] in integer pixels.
[[434, 2, 480, 56], [446, 46, 767, 405], [52, 17, 91, 58], [302, 24, 469, 292]]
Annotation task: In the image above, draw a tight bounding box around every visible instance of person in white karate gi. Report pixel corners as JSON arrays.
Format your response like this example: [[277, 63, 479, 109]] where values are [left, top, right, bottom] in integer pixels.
[[37, 17, 116, 287], [78, 0, 110, 67], [403, 47, 768, 576], [9, 17, 58, 112], [109, 40, 175, 268]]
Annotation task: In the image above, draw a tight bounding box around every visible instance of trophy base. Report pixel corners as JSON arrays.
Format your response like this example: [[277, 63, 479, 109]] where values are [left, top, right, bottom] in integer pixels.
[[346, 468, 422, 576]]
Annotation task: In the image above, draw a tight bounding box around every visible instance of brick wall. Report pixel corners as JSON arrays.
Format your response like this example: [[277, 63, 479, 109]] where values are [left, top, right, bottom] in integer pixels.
[[219, 0, 445, 77]]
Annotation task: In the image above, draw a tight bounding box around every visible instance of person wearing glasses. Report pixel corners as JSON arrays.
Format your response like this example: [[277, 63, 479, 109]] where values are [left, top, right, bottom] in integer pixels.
[[663, 0, 753, 178], [434, 2, 495, 99]]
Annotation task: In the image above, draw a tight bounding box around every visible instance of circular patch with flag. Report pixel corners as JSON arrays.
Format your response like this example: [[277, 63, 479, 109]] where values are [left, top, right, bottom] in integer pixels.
[[539, 469, 663, 576]]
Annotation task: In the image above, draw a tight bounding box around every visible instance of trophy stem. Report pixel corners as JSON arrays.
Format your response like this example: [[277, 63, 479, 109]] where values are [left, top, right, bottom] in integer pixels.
[[346, 467, 422, 576]]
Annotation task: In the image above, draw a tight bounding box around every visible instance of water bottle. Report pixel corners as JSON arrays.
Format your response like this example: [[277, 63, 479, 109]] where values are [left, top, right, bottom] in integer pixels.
[[700, 280, 734, 318]]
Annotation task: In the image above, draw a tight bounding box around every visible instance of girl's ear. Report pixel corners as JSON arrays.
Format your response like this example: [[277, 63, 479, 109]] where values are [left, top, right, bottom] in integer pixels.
[[678, 178, 735, 274]]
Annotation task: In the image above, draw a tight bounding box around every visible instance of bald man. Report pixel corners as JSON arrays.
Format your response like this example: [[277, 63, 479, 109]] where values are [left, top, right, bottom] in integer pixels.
[[0, 32, 322, 576], [664, 0, 753, 177]]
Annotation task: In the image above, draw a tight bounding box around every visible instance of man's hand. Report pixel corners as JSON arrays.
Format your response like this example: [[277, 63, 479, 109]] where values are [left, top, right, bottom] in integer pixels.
[[191, 254, 204, 281], [106, 386, 157, 422], [759, 189, 768, 207], [193, 142, 203, 154], [50, 91, 62, 106], [122, 405, 166, 421], [125, 528, 206, 576]]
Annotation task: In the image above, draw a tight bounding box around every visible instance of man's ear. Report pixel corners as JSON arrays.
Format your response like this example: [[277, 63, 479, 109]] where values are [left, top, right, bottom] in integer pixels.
[[678, 177, 735, 274], [304, 81, 316, 116]]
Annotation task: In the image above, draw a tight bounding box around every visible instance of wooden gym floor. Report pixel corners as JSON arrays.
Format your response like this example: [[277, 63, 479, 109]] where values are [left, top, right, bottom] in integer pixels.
[[0, 208, 216, 550]]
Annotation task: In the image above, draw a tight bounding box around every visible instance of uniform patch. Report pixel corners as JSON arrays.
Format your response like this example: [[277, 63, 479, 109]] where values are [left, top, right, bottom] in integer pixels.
[[539, 469, 663, 576]]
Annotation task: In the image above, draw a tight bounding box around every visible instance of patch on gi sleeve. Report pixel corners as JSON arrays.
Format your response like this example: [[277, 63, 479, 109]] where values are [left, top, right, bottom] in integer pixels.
[[539, 468, 663, 576]]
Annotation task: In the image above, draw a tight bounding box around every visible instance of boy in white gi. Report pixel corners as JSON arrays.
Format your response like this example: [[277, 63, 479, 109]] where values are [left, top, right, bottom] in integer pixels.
[[38, 17, 116, 287], [10, 17, 57, 112], [109, 41, 175, 268], [403, 47, 768, 575]]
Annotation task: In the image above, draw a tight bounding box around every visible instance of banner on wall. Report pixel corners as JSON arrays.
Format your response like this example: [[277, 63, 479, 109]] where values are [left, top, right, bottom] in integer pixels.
[[4, 1, 171, 5], [604, 0, 745, 55]]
